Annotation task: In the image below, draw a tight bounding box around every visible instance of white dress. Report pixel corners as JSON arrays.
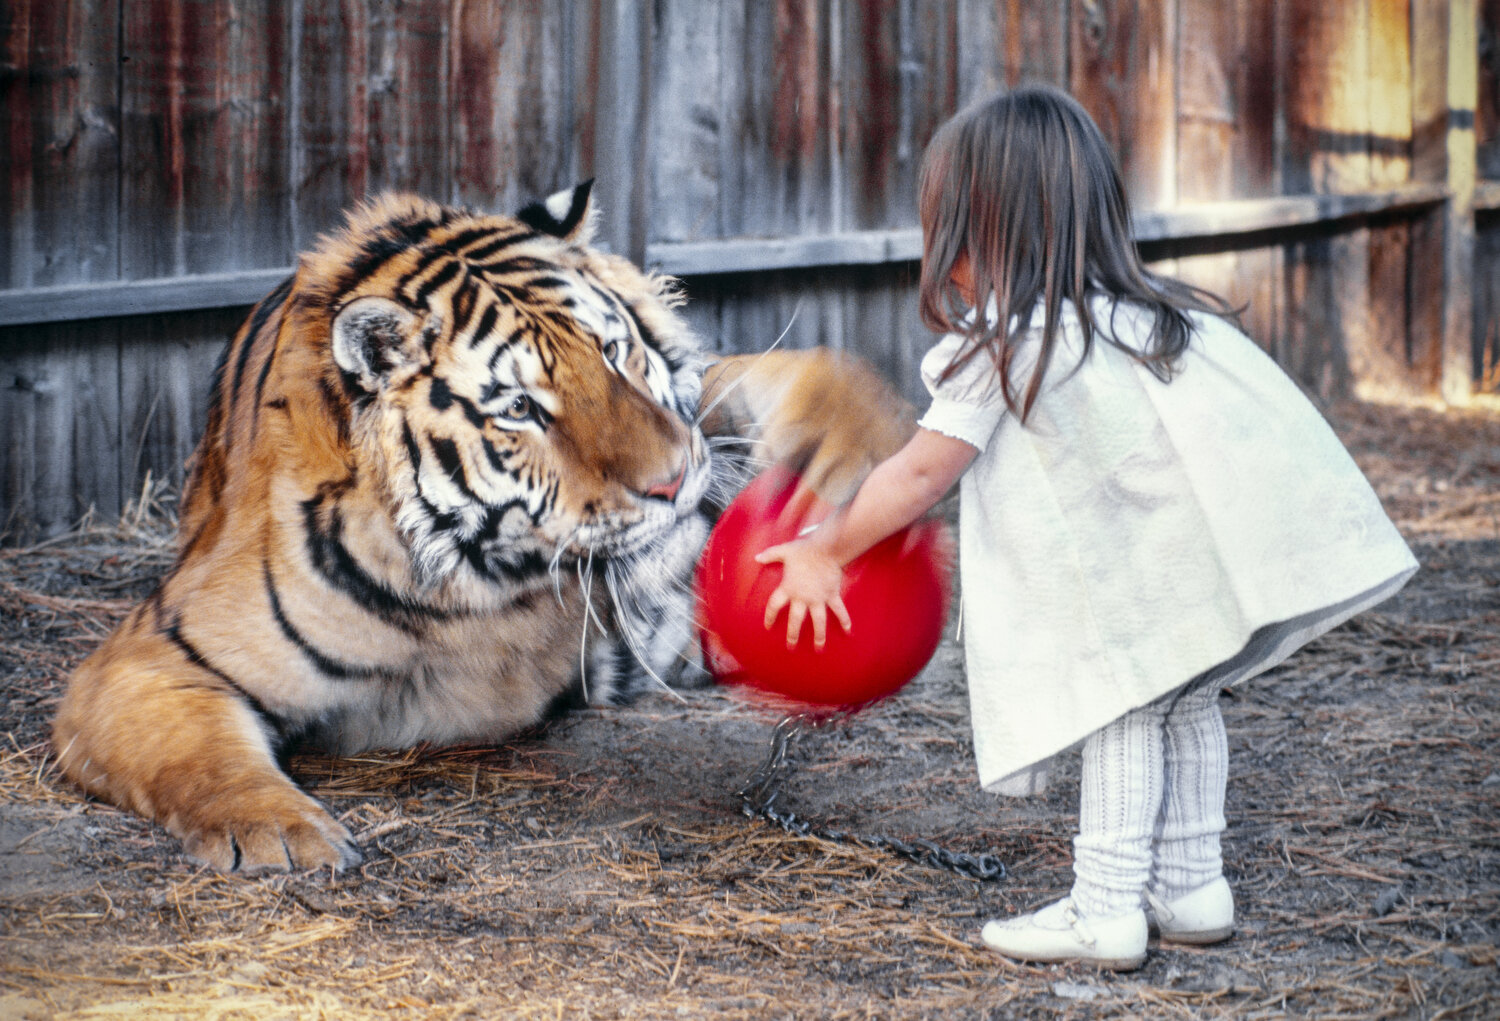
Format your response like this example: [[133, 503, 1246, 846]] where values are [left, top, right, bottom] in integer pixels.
[[918, 297, 1418, 795]]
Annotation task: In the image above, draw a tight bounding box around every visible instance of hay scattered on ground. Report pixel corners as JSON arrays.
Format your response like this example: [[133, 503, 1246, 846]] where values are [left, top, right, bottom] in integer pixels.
[[1, 400, 1497, 1019]]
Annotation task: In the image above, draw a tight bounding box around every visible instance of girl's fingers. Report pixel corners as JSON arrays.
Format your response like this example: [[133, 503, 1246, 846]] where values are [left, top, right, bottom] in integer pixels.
[[829, 595, 852, 636], [808, 604, 830, 650], [784, 602, 807, 649], [764, 587, 790, 629]]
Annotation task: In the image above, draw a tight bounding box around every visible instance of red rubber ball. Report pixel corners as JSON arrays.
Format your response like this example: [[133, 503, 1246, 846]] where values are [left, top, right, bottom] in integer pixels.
[[696, 466, 953, 712]]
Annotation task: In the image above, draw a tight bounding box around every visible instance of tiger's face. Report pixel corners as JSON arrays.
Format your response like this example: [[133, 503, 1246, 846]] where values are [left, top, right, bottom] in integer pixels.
[[314, 185, 712, 593]]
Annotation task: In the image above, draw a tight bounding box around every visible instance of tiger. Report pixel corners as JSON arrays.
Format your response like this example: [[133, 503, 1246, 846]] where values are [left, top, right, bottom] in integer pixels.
[[51, 182, 916, 872]]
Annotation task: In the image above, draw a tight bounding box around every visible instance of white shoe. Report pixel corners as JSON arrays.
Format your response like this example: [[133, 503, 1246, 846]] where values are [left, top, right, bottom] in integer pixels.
[[1145, 877, 1235, 945], [980, 898, 1148, 971]]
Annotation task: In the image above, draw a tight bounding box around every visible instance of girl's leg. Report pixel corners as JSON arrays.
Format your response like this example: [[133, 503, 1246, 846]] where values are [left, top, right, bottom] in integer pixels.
[[1144, 679, 1234, 944], [1070, 701, 1166, 917], [981, 704, 1161, 969], [1150, 680, 1228, 900]]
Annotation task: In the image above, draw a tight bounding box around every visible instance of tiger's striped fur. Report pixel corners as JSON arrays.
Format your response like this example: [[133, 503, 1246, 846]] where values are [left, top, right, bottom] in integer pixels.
[[53, 183, 915, 872]]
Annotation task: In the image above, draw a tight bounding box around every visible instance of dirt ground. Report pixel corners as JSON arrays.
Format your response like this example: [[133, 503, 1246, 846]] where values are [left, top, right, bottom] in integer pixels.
[[1, 398, 1497, 1020]]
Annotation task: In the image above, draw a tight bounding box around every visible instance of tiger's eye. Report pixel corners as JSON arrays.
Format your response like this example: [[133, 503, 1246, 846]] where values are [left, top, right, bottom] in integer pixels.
[[603, 339, 621, 363], [501, 394, 532, 421]]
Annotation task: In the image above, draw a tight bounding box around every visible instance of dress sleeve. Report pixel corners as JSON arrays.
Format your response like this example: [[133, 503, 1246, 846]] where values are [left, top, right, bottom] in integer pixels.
[[918, 332, 1008, 451]]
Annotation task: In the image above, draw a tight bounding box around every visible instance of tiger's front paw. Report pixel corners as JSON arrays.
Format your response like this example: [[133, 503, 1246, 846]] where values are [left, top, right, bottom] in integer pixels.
[[175, 785, 361, 873], [700, 350, 917, 506]]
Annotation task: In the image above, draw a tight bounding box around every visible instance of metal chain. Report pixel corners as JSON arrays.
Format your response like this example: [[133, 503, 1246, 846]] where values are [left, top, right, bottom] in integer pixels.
[[736, 714, 1007, 882]]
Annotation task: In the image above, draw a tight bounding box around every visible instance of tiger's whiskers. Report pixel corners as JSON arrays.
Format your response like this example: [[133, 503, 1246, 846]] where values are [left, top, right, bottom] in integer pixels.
[[577, 549, 596, 702], [548, 529, 582, 608], [705, 437, 773, 507], [692, 301, 801, 429], [603, 563, 687, 704]]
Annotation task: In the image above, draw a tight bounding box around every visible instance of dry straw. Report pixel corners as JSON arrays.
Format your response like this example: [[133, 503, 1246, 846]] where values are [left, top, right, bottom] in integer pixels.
[[1, 400, 1496, 1019]]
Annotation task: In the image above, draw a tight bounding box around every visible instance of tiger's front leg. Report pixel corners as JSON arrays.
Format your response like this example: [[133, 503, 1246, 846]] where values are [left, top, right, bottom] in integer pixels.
[[52, 604, 360, 872], [699, 349, 917, 505]]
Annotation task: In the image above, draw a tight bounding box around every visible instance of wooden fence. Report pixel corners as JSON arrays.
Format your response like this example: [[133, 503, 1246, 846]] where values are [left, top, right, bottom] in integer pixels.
[[0, 0, 1493, 541]]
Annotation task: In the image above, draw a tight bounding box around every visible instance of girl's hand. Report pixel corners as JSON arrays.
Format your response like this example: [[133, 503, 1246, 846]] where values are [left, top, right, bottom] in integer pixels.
[[753, 428, 977, 652], [756, 538, 852, 651]]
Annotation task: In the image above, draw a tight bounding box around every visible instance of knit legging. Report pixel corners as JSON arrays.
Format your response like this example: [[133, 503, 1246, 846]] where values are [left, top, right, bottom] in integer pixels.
[[1069, 679, 1228, 918]]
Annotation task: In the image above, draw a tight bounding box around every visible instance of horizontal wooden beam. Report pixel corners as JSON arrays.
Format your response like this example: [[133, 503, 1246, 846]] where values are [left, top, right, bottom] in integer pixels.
[[1131, 183, 1450, 242], [648, 228, 921, 275], [0, 267, 293, 328], [647, 185, 1450, 275], [1473, 180, 1500, 212], [0, 185, 1452, 327]]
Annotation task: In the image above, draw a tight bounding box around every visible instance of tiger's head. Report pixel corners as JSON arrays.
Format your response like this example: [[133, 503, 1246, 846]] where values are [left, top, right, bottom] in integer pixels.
[[293, 183, 712, 596]]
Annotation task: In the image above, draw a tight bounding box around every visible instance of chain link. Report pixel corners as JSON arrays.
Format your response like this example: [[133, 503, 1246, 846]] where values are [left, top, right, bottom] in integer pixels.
[[736, 714, 1008, 883]]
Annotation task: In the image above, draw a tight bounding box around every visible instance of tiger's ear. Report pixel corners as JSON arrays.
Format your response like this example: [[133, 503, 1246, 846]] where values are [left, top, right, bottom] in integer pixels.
[[331, 297, 423, 391], [516, 179, 596, 245]]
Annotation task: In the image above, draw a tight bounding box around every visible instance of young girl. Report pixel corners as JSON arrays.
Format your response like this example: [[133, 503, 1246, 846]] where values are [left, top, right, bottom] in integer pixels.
[[756, 85, 1418, 971]]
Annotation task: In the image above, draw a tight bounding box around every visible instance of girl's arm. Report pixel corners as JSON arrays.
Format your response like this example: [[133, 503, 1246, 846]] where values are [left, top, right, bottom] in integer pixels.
[[756, 427, 979, 649]]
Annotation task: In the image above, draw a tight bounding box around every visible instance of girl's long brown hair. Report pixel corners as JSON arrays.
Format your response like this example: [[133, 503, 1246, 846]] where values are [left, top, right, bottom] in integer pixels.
[[918, 85, 1236, 421]]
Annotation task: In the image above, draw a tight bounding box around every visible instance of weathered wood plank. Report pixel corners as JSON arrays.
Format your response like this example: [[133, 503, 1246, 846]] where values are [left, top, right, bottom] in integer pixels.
[[291, 0, 370, 243], [1366, 217, 1415, 393], [120, 0, 291, 279], [657, 189, 1454, 273], [716, 0, 835, 240], [0, 0, 122, 537], [1175, 0, 1281, 359], [649, 0, 724, 243], [839, 0, 906, 230], [1480, 0, 1500, 179], [1280, 0, 1376, 400], [1002, 0, 1066, 88], [0, 186, 1452, 325], [1440, 0, 1479, 401], [291, 0, 455, 244], [0, 268, 292, 326], [877, 0, 999, 228], [1475, 215, 1500, 391], [117, 308, 244, 503], [0, 0, 119, 289], [1475, 181, 1500, 210], [450, 1, 580, 212], [1284, 0, 1373, 194], [1071, 0, 1176, 208], [1177, 0, 1239, 204], [953, 0, 1003, 104], [1411, 0, 1478, 402], [1370, 0, 1414, 188], [586, 0, 653, 260], [366, 0, 449, 199], [0, 321, 122, 540], [1359, 0, 1419, 398], [1178, 0, 1276, 202]]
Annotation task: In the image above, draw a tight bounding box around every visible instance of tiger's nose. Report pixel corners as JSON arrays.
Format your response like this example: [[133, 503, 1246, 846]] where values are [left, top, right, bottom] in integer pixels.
[[644, 459, 688, 503]]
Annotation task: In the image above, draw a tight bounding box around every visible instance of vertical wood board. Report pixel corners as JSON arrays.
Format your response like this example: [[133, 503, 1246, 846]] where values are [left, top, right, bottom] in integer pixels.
[[450, 1, 582, 212], [120, 0, 292, 279], [1003, 0, 1067, 88], [1477, 0, 1500, 178], [291, 0, 370, 244], [1070, 0, 1176, 208], [1177, 0, 1275, 202], [0, 321, 122, 540], [1475, 215, 1500, 390], [0, 0, 119, 289], [117, 307, 245, 502], [650, 0, 726, 242]]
